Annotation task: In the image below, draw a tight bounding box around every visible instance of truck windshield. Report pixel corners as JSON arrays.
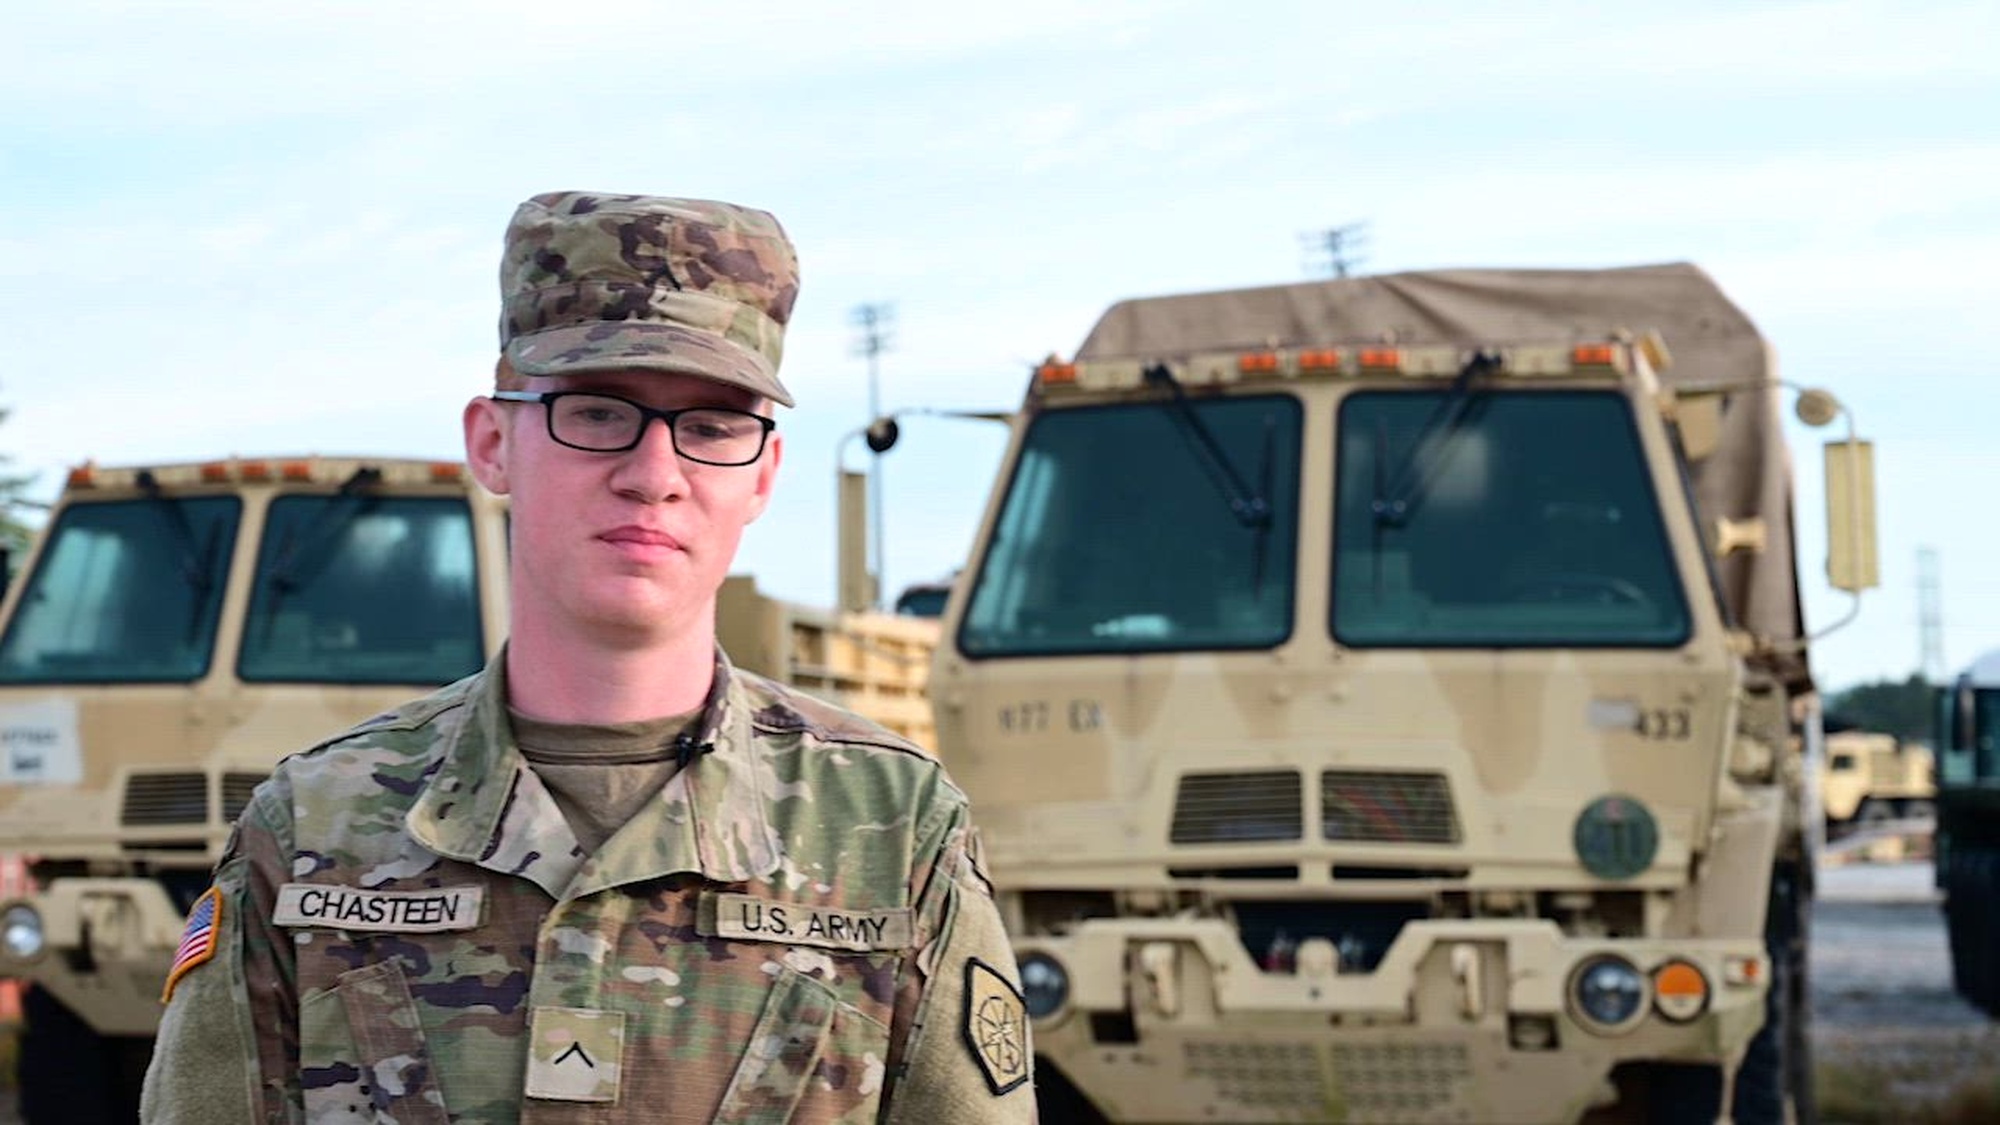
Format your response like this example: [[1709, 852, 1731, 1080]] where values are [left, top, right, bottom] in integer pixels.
[[1941, 688, 2000, 786], [959, 395, 1301, 656], [0, 497, 241, 683], [239, 496, 482, 684], [1333, 390, 1690, 647]]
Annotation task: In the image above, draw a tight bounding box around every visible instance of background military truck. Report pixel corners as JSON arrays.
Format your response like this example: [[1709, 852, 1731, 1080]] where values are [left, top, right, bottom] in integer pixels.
[[927, 263, 1876, 1124], [1819, 729, 1934, 834], [1935, 647, 2000, 1018], [0, 453, 937, 1123]]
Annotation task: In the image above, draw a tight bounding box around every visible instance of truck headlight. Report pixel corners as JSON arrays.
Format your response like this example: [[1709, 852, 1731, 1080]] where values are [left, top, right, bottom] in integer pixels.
[[1019, 951, 1070, 1019], [1569, 954, 1647, 1034], [1, 903, 44, 961]]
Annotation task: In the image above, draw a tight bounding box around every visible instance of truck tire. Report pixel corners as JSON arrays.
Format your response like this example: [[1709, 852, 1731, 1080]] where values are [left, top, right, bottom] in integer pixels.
[[1943, 845, 1981, 1010], [1730, 865, 1816, 1125], [16, 985, 149, 1125], [1853, 798, 1893, 829], [1976, 849, 2000, 1018], [1966, 846, 1994, 1017], [1639, 1062, 1722, 1124], [1033, 1057, 1111, 1125]]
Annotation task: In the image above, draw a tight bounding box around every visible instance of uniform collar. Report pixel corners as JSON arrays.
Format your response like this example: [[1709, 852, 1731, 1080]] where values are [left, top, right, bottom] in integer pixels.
[[406, 645, 782, 899]]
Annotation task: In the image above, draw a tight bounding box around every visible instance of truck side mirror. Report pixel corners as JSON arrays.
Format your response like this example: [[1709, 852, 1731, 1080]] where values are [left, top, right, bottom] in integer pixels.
[[1822, 439, 1879, 592]]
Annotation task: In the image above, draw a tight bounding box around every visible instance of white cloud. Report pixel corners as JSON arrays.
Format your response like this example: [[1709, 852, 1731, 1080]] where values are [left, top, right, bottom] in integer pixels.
[[1, 0, 1168, 123], [1318, 0, 1998, 87]]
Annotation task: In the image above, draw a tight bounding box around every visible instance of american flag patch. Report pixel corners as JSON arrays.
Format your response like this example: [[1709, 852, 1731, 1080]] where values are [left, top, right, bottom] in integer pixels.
[[160, 886, 222, 1004]]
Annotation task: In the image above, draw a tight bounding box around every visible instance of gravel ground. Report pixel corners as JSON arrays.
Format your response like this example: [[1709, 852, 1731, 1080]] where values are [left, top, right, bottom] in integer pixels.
[[1812, 859, 1971, 1028], [1811, 858, 2000, 1120]]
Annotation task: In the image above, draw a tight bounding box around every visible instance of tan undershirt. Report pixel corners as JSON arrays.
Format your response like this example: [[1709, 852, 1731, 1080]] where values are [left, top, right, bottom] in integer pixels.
[[509, 709, 700, 857]]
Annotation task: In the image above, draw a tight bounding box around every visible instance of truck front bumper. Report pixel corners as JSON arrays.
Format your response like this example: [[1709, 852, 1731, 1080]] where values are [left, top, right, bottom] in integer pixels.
[[0, 877, 187, 1036], [1019, 917, 1769, 1124]]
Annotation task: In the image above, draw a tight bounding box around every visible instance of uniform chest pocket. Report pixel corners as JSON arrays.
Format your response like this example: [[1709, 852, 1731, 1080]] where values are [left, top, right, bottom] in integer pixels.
[[299, 960, 451, 1125], [716, 965, 892, 1125]]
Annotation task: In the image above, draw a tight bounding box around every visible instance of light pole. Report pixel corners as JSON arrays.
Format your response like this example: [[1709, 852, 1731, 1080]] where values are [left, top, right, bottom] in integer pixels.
[[850, 303, 895, 608], [832, 407, 1013, 615], [834, 415, 899, 614]]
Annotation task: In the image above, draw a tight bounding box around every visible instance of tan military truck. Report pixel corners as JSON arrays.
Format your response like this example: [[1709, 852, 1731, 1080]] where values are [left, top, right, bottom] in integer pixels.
[[1819, 730, 1934, 832], [0, 453, 936, 1123], [928, 264, 1876, 1124]]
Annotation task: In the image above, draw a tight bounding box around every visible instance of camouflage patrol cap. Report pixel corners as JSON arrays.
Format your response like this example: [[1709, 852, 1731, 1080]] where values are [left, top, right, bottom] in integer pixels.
[[499, 191, 799, 407]]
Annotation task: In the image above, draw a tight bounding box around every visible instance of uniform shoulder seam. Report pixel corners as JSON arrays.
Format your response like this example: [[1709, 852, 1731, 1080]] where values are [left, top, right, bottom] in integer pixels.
[[736, 668, 936, 760], [276, 683, 473, 768]]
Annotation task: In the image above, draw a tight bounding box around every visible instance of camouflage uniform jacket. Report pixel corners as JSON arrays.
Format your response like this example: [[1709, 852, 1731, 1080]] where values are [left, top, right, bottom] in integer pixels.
[[141, 652, 1037, 1124]]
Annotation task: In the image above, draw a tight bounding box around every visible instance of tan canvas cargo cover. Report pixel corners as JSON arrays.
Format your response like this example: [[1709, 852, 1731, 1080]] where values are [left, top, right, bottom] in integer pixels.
[[1075, 262, 1811, 690]]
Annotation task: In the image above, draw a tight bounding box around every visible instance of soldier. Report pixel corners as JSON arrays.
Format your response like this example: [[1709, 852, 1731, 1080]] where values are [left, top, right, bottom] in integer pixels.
[[141, 192, 1036, 1124]]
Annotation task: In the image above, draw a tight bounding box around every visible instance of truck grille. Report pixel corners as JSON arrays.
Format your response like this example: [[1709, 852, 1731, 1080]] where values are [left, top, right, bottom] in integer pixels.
[[121, 773, 209, 826], [1331, 1042, 1470, 1120], [1186, 1040, 1325, 1112], [1322, 770, 1461, 844], [221, 772, 267, 821], [120, 771, 269, 827], [1171, 771, 1303, 843]]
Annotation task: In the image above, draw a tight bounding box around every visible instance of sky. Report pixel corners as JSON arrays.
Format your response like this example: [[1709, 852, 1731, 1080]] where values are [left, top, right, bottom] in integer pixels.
[[1, 0, 1994, 694]]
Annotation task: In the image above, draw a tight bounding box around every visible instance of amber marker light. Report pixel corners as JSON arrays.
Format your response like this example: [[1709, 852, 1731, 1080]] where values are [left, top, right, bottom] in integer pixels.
[[1298, 349, 1343, 372], [1572, 344, 1619, 367], [430, 462, 463, 482], [199, 463, 231, 483], [1358, 347, 1403, 370], [280, 461, 315, 481], [1651, 960, 1710, 1022], [66, 465, 96, 488], [239, 461, 272, 481], [1237, 351, 1280, 374], [1036, 358, 1078, 386], [1723, 954, 1764, 987]]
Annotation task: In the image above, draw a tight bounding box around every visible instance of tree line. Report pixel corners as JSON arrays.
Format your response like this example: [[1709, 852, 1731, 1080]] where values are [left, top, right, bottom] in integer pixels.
[[0, 397, 37, 575], [1826, 673, 1941, 746]]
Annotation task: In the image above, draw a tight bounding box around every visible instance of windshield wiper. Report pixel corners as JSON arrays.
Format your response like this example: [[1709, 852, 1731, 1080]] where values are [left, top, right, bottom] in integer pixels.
[[137, 470, 223, 643], [136, 470, 213, 593], [253, 467, 386, 652], [1142, 363, 1272, 529], [1370, 351, 1499, 528], [263, 467, 384, 596]]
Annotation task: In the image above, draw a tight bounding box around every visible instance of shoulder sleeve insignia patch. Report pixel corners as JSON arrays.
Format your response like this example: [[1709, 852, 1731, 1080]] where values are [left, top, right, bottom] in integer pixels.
[[161, 885, 223, 1004], [962, 958, 1030, 1095]]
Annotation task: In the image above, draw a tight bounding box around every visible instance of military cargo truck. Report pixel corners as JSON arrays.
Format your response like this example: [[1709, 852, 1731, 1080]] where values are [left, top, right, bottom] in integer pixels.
[[1820, 729, 1934, 832], [1936, 648, 2000, 1018], [0, 454, 937, 1123], [928, 264, 1876, 1124]]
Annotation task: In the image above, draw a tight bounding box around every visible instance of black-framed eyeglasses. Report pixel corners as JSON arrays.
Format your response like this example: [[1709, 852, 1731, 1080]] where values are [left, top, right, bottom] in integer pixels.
[[493, 391, 776, 466]]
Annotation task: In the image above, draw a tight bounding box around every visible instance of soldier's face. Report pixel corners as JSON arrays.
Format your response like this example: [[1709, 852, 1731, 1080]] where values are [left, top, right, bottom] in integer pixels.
[[464, 368, 781, 641]]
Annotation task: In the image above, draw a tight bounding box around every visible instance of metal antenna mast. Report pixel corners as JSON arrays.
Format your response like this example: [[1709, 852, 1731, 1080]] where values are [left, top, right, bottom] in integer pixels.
[[1300, 222, 1371, 278], [1918, 545, 1944, 682]]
